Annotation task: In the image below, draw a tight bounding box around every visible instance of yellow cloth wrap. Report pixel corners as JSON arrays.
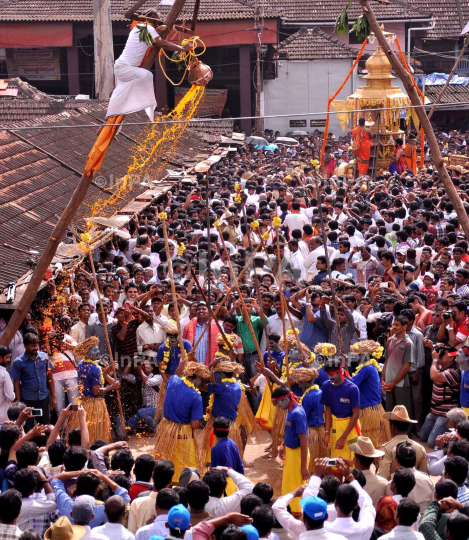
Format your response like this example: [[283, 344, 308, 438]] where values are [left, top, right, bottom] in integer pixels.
[[68, 395, 111, 443], [463, 407, 469, 417], [201, 418, 245, 469], [307, 425, 329, 473], [282, 446, 310, 513], [226, 476, 238, 496], [153, 419, 200, 481], [359, 403, 390, 448], [330, 415, 361, 460], [256, 383, 277, 430]]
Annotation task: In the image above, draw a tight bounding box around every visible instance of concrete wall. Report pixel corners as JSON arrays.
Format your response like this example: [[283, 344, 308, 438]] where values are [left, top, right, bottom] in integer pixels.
[[264, 59, 359, 136]]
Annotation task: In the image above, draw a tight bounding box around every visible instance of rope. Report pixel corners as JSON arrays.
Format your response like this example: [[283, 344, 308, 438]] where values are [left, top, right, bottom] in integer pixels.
[[320, 38, 368, 166], [158, 36, 207, 86]]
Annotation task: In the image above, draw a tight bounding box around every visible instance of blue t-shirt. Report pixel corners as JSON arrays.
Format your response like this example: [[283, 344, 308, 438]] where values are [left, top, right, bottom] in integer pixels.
[[351, 364, 382, 408], [313, 367, 329, 389], [208, 379, 242, 421], [157, 340, 192, 375], [10, 352, 54, 401], [211, 437, 244, 474], [263, 350, 285, 371], [299, 304, 327, 350], [77, 361, 102, 397], [164, 375, 203, 424], [321, 378, 360, 418], [461, 370, 469, 408], [284, 404, 308, 449], [302, 388, 324, 427]]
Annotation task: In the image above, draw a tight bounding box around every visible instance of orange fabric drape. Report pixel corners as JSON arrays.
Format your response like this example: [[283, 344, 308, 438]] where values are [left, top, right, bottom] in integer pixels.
[[83, 115, 125, 176], [351, 126, 373, 175], [403, 143, 417, 173]]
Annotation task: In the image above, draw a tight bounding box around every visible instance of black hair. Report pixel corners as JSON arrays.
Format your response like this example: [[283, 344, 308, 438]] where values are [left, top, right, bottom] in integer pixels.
[[354, 454, 374, 469], [185, 480, 210, 511], [68, 428, 82, 447], [252, 482, 274, 504], [134, 454, 156, 482], [18, 530, 42, 540], [48, 439, 67, 467], [335, 484, 358, 515], [251, 504, 276, 537], [0, 489, 22, 523], [111, 449, 135, 477], [213, 417, 231, 439], [76, 471, 100, 496], [173, 486, 189, 509], [395, 441, 417, 469], [397, 498, 419, 527], [320, 475, 340, 503], [0, 424, 21, 451], [156, 488, 180, 511], [390, 420, 412, 433], [240, 493, 263, 517], [447, 513, 469, 540], [153, 459, 175, 490], [113, 474, 131, 491], [104, 495, 126, 523], [14, 468, 39, 498], [457, 420, 469, 440], [203, 469, 228, 498], [7, 403, 26, 422], [435, 478, 458, 500], [63, 446, 88, 472], [445, 456, 469, 486], [392, 467, 416, 497], [220, 525, 248, 540], [271, 385, 291, 400], [16, 442, 38, 469]]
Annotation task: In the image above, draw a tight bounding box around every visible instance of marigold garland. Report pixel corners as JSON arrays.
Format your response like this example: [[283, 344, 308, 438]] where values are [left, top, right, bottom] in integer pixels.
[[234, 194, 242, 203], [159, 212, 168, 220], [215, 351, 231, 360], [314, 343, 337, 356], [160, 339, 172, 373], [177, 243, 186, 256], [213, 220, 220, 228], [272, 217, 282, 228], [251, 220, 260, 230], [300, 385, 319, 404], [235, 181, 242, 192], [262, 232, 270, 241], [182, 376, 200, 394], [352, 359, 382, 377], [205, 394, 215, 421], [281, 361, 301, 382]]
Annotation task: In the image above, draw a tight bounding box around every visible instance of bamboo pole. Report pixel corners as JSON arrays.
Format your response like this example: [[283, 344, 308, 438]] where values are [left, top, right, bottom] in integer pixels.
[[276, 229, 289, 383], [160, 216, 186, 362], [88, 254, 126, 436], [358, 0, 469, 240]]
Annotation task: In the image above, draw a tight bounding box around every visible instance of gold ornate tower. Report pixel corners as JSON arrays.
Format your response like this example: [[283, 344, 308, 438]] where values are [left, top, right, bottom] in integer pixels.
[[346, 26, 411, 170]]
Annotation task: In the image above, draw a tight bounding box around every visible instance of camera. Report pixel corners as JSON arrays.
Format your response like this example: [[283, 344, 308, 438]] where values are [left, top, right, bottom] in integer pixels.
[[443, 311, 454, 320], [307, 289, 313, 294]]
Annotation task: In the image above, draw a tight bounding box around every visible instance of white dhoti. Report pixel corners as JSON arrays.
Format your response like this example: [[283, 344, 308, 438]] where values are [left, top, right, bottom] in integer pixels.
[[106, 58, 156, 121]]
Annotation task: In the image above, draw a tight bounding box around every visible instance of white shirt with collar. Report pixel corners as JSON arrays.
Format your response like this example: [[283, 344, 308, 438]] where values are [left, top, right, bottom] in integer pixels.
[[379, 525, 424, 540], [0, 365, 15, 423], [136, 321, 165, 357], [81, 525, 108, 540], [352, 310, 368, 340], [135, 515, 168, 540], [71, 320, 88, 344], [299, 530, 346, 540], [205, 469, 254, 517], [94, 522, 135, 540]]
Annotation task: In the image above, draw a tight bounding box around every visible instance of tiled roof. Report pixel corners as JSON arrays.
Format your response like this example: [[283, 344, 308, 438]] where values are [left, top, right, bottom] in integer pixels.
[[408, 0, 469, 39], [425, 83, 469, 104], [0, 102, 210, 288], [275, 0, 432, 23], [0, 0, 268, 22], [279, 27, 357, 60]]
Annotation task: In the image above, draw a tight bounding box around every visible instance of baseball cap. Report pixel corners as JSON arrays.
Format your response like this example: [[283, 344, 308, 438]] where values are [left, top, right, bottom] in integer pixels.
[[178, 467, 200, 488], [300, 496, 328, 521], [240, 525, 259, 540], [72, 495, 95, 525], [167, 504, 191, 532]]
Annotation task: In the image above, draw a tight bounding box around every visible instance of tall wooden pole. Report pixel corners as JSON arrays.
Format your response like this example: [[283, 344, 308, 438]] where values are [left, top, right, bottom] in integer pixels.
[[358, 0, 469, 240], [93, 0, 115, 99], [88, 254, 126, 435], [0, 0, 190, 349], [275, 229, 289, 383]]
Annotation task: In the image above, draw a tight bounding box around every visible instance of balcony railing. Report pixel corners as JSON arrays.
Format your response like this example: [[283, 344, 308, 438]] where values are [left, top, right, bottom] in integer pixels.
[[420, 57, 469, 74]]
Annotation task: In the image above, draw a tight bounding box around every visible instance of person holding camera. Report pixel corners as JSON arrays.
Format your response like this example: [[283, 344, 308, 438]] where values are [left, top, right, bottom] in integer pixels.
[[419, 345, 461, 447], [437, 302, 469, 348]]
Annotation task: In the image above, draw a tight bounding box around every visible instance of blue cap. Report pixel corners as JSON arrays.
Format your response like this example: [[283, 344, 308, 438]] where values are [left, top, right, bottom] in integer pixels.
[[167, 504, 191, 531], [240, 525, 259, 540], [149, 537, 165, 540], [300, 496, 327, 521]]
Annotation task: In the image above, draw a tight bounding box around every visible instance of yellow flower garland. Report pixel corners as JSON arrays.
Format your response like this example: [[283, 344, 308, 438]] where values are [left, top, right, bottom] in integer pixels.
[[234, 193, 242, 203], [204, 377, 238, 420], [235, 181, 242, 192], [352, 359, 382, 378], [272, 217, 282, 228], [213, 220, 220, 228], [182, 376, 201, 395], [159, 212, 168, 220], [281, 361, 301, 382], [221, 378, 237, 384], [160, 339, 172, 373], [177, 243, 186, 256], [251, 220, 260, 230], [83, 359, 104, 386], [300, 385, 319, 404], [215, 351, 231, 360]]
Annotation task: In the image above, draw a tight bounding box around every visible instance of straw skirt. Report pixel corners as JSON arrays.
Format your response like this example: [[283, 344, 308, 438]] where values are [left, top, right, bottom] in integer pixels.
[[359, 403, 390, 448], [307, 425, 329, 473], [68, 396, 112, 443]]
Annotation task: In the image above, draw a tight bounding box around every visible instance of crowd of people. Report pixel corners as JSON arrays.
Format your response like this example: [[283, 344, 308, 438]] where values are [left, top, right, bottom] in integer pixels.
[[2, 123, 469, 540]]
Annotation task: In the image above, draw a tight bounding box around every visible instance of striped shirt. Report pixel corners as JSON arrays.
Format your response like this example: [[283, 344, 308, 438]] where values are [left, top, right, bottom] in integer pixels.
[[194, 322, 208, 364], [430, 364, 460, 417]]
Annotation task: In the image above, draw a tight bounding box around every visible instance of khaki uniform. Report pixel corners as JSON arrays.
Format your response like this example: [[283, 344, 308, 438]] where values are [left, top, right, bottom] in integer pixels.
[[378, 433, 428, 480], [386, 467, 435, 516], [362, 469, 388, 507], [223, 225, 239, 245]]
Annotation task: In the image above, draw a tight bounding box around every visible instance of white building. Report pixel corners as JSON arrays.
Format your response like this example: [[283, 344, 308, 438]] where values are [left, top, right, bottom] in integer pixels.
[[264, 27, 360, 136]]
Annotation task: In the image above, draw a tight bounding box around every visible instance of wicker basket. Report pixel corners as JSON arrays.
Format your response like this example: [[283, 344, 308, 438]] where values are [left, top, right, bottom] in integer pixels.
[[449, 155, 469, 167]]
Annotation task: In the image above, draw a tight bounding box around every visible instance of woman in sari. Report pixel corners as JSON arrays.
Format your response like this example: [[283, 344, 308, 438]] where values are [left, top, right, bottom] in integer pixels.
[[321, 146, 336, 178], [389, 138, 406, 175], [351, 117, 374, 175]]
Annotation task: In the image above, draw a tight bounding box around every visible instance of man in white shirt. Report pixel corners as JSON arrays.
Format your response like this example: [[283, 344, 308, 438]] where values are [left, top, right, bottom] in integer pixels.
[[343, 296, 367, 340], [0, 346, 15, 423], [303, 458, 375, 540], [95, 495, 134, 540], [135, 489, 184, 540], [304, 238, 337, 281], [288, 240, 306, 281], [283, 203, 309, 238], [70, 303, 91, 344], [379, 498, 423, 540], [136, 306, 165, 359], [72, 495, 107, 540], [204, 467, 254, 517]]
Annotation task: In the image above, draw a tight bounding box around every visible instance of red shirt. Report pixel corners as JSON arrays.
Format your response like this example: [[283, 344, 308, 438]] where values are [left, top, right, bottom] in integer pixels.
[[129, 482, 152, 502]]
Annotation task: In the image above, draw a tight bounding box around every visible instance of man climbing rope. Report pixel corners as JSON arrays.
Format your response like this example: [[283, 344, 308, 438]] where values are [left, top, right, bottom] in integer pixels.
[[106, 11, 194, 122]]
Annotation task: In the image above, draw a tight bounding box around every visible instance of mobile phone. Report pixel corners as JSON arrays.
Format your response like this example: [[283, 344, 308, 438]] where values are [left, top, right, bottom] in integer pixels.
[[327, 458, 337, 466], [31, 409, 43, 417], [70, 404, 79, 411], [379, 283, 388, 289]]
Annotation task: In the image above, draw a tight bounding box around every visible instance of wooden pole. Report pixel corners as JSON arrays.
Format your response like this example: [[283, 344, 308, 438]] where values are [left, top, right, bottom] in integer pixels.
[[205, 172, 212, 367], [358, 0, 469, 240], [88, 254, 126, 436], [275, 229, 289, 383], [93, 0, 115, 99], [160, 217, 186, 362]]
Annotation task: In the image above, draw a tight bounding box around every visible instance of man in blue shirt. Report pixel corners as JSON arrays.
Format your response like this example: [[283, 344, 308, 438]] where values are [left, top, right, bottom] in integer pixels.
[[272, 384, 309, 514], [291, 290, 327, 351], [10, 333, 56, 431], [210, 416, 244, 474], [321, 357, 361, 461]]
